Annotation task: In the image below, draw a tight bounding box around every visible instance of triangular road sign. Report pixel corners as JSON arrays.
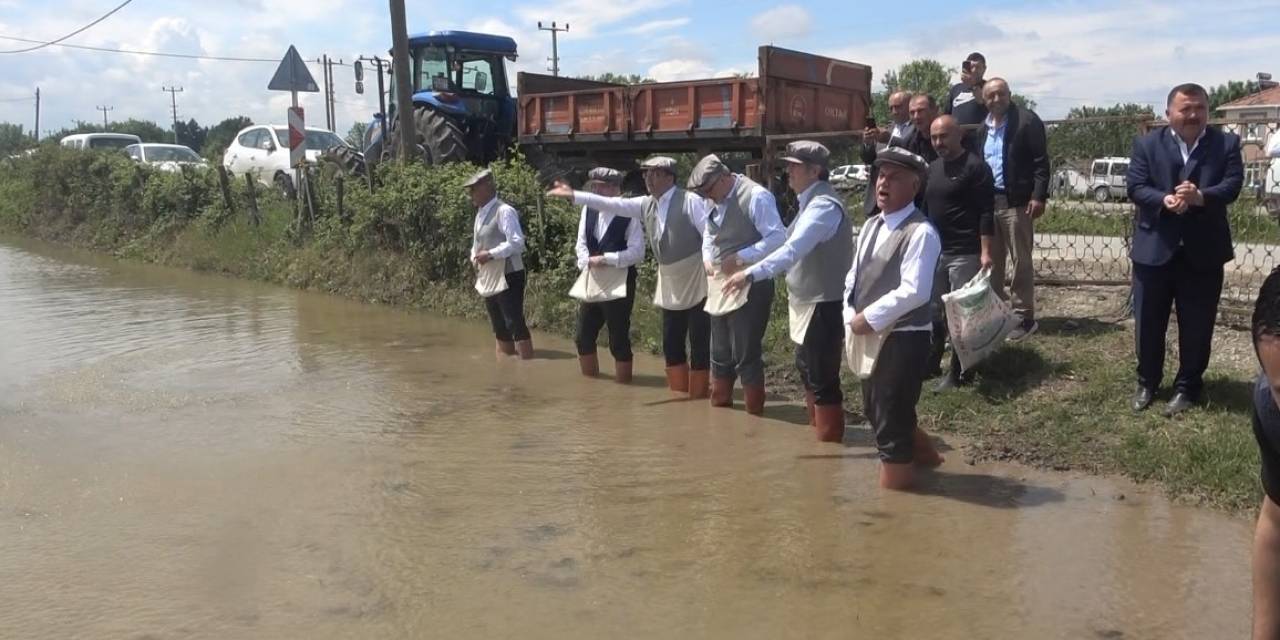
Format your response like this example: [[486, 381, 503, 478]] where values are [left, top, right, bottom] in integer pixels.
[[268, 45, 319, 93]]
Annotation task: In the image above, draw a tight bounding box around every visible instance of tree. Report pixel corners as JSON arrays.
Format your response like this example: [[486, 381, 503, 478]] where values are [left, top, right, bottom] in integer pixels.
[[45, 118, 170, 144], [871, 59, 953, 124], [174, 118, 207, 151], [1208, 79, 1262, 112], [573, 73, 655, 85], [1046, 103, 1156, 169], [202, 116, 253, 161], [346, 121, 368, 149], [0, 123, 34, 156]]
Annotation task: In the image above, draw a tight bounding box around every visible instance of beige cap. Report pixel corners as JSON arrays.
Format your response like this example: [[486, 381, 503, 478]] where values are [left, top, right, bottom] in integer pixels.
[[686, 154, 729, 191]]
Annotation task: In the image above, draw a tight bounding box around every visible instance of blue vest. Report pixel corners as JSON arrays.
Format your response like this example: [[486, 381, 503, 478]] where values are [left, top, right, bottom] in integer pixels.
[[585, 208, 634, 258]]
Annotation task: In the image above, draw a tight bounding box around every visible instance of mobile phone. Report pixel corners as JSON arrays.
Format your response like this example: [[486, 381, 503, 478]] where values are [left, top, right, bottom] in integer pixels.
[[864, 116, 877, 128]]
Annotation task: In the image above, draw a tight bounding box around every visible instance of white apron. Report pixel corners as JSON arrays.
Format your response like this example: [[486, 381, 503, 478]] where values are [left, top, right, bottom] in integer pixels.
[[653, 253, 708, 311], [569, 265, 629, 303], [704, 270, 749, 317], [844, 328, 885, 379], [788, 298, 817, 345], [474, 260, 509, 298]]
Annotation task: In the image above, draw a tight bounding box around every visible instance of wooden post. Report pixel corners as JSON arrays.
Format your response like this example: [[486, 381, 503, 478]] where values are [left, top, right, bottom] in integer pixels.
[[336, 176, 347, 224], [243, 173, 261, 226], [216, 166, 236, 216], [303, 171, 318, 233]]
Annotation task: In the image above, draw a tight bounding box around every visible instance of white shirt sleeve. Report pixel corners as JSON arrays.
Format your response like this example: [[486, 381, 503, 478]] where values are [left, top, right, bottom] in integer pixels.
[[736, 187, 786, 264], [701, 200, 719, 264], [685, 193, 711, 236], [574, 206, 590, 270], [604, 215, 646, 268], [487, 204, 526, 259], [746, 196, 842, 282], [572, 191, 647, 218], [861, 223, 941, 332]]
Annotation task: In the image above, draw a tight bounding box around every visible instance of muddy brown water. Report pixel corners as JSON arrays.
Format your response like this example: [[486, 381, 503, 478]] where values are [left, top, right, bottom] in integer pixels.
[[0, 239, 1254, 639]]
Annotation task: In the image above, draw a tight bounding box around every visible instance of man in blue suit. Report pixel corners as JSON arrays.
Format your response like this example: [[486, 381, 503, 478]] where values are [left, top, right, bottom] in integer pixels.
[[1127, 83, 1243, 416]]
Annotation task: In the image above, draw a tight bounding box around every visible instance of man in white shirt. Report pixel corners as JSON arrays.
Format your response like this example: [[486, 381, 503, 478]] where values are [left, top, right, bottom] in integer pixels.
[[845, 147, 946, 489], [572, 167, 646, 383], [724, 141, 854, 442], [689, 154, 786, 415], [467, 168, 532, 360], [546, 156, 714, 399]]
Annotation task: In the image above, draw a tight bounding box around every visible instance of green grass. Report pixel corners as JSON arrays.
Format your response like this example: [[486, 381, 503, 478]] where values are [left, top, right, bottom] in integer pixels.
[[1037, 200, 1280, 244]]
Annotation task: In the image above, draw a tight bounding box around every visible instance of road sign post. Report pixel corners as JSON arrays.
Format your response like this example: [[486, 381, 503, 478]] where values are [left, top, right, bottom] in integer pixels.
[[267, 45, 320, 232], [287, 106, 305, 169]]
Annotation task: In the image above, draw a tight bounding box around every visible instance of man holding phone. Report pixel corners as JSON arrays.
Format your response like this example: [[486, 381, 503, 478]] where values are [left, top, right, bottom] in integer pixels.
[[860, 90, 914, 216], [945, 52, 988, 127]]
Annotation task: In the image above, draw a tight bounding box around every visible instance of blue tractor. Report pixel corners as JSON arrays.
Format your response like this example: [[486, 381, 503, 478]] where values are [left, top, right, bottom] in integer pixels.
[[364, 31, 519, 169]]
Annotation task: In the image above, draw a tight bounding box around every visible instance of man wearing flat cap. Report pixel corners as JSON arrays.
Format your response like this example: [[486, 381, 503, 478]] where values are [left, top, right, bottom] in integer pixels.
[[689, 154, 785, 415], [547, 157, 714, 398], [571, 167, 646, 383], [844, 147, 945, 489], [466, 168, 533, 359], [724, 141, 853, 442]]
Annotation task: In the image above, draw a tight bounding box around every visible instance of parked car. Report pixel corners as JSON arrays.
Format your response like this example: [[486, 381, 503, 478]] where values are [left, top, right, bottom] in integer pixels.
[[1089, 156, 1129, 202], [222, 125, 348, 197], [830, 164, 870, 190], [124, 143, 207, 172], [60, 133, 142, 151]]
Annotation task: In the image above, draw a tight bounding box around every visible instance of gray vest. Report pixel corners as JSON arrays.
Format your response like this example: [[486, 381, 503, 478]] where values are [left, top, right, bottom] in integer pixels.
[[851, 208, 932, 329], [786, 181, 854, 303], [472, 201, 524, 274], [706, 175, 763, 261], [642, 188, 702, 265]]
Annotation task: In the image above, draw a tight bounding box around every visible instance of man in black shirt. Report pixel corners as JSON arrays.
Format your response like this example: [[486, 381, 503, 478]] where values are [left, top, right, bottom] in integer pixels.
[[905, 93, 939, 164], [945, 52, 988, 127], [1252, 268, 1280, 638], [925, 115, 995, 390]]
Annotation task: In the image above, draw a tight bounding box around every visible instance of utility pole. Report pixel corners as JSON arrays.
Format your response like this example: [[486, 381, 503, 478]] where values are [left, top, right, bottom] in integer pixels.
[[321, 54, 332, 130], [389, 0, 416, 161], [162, 86, 183, 144], [537, 21, 569, 76], [33, 87, 40, 142], [96, 105, 113, 131]]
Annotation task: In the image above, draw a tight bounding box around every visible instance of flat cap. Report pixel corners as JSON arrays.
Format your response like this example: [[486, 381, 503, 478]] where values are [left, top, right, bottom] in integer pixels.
[[873, 146, 928, 176], [781, 140, 830, 167], [586, 167, 624, 185], [686, 154, 729, 191], [639, 156, 677, 173], [462, 168, 493, 188]]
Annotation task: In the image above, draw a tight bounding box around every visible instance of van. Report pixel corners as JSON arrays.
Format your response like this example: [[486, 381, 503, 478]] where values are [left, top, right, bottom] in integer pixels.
[[1088, 156, 1129, 202], [59, 133, 143, 151]]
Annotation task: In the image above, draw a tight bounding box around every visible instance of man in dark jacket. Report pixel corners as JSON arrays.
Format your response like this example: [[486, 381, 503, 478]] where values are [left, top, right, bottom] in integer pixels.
[[1127, 83, 1242, 416], [860, 90, 914, 217], [974, 77, 1049, 342]]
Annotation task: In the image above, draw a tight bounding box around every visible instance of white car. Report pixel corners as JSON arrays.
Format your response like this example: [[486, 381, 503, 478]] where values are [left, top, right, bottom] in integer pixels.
[[124, 143, 207, 172], [830, 164, 870, 189], [60, 133, 142, 150], [222, 124, 348, 196]]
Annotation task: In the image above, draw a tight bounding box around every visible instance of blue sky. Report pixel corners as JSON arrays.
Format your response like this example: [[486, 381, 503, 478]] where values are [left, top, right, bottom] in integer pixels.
[[0, 0, 1275, 138]]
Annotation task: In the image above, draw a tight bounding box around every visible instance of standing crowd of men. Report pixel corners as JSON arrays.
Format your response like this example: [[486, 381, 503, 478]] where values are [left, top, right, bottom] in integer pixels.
[[465, 55, 1249, 491]]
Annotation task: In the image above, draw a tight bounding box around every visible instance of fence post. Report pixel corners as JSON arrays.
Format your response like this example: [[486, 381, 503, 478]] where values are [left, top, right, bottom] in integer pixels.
[[243, 173, 261, 227], [216, 166, 236, 217], [336, 176, 346, 224]]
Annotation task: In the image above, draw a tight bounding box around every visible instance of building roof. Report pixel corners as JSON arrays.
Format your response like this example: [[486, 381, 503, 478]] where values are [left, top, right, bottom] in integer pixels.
[[1219, 85, 1280, 109]]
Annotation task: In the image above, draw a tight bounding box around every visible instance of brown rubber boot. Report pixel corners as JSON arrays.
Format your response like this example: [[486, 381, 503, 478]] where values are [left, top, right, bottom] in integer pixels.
[[688, 369, 710, 400], [879, 462, 916, 491], [813, 403, 845, 443], [912, 428, 946, 468], [496, 340, 516, 358], [710, 377, 734, 407], [744, 384, 765, 416], [804, 391, 817, 427], [615, 361, 633, 384], [515, 339, 534, 360], [665, 364, 690, 392], [578, 353, 599, 377]]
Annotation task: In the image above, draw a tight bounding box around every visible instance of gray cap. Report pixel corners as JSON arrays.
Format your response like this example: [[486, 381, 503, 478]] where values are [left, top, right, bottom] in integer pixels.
[[686, 154, 729, 191], [586, 167, 624, 186], [639, 156, 677, 173], [462, 168, 493, 188], [781, 140, 830, 167], [873, 146, 928, 176]]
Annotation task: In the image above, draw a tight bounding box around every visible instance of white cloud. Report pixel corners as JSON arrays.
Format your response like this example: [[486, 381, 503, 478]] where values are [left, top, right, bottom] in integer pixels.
[[647, 58, 714, 81], [749, 5, 811, 41], [512, 0, 682, 37], [622, 18, 690, 36]]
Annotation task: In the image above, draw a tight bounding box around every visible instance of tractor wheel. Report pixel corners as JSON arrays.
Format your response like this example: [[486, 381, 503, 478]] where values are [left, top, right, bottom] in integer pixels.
[[413, 106, 469, 165], [320, 145, 366, 178]]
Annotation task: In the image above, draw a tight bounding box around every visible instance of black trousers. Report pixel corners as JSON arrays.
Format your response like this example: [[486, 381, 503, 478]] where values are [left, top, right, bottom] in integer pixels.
[[710, 279, 775, 386], [861, 331, 931, 463], [575, 268, 637, 361], [661, 299, 711, 370], [1132, 251, 1224, 398], [483, 269, 531, 342], [795, 300, 844, 405]]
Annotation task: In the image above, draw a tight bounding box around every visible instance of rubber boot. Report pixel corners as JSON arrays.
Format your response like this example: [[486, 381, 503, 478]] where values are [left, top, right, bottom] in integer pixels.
[[804, 390, 817, 427], [496, 340, 516, 358], [879, 461, 916, 491], [578, 353, 599, 377], [710, 377, 734, 408], [688, 369, 710, 400], [615, 361, 633, 384], [744, 384, 765, 416], [912, 428, 946, 468], [814, 403, 845, 443], [515, 339, 534, 360], [665, 364, 689, 392]]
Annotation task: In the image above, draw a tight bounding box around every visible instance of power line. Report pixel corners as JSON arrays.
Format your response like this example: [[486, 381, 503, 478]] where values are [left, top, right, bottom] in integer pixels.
[[0, 0, 135, 54], [0, 95, 34, 103], [0, 35, 278, 63]]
